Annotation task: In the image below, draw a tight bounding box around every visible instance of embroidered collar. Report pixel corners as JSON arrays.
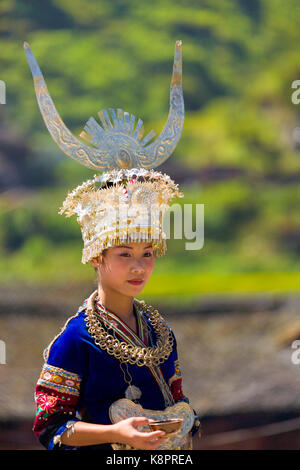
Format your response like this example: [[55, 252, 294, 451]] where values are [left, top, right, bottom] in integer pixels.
[[94, 299, 147, 346]]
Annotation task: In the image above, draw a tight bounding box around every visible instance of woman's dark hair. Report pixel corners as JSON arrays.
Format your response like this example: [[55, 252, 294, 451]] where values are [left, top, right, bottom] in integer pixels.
[[93, 249, 108, 273]]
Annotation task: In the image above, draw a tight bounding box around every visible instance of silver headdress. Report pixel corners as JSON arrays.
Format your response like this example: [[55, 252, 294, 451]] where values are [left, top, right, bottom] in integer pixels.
[[24, 41, 185, 263]]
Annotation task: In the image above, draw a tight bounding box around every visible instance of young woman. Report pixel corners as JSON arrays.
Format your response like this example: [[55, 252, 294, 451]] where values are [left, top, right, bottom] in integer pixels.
[[25, 39, 200, 450], [33, 241, 198, 450]]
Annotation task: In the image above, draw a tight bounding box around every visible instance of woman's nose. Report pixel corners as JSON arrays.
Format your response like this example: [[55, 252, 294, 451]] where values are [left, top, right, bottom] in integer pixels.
[[131, 261, 145, 274]]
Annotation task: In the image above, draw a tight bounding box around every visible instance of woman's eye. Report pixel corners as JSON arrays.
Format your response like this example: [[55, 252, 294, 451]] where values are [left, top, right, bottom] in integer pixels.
[[120, 252, 152, 257]]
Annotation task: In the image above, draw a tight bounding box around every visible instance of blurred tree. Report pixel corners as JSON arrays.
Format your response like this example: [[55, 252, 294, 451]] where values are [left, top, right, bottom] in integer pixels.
[[1, 0, 300, 283]]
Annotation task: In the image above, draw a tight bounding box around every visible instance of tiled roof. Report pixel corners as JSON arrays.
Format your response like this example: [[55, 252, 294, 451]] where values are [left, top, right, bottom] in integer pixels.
[[1, 285, 300, 419]]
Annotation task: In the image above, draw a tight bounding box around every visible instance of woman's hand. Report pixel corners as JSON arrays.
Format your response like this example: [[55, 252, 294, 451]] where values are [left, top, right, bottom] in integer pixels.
[[111, 417, 167, 450]]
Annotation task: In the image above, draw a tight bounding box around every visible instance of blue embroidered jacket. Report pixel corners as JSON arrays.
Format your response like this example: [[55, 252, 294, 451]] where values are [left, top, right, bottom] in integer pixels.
[[33, 295, 188, 450]]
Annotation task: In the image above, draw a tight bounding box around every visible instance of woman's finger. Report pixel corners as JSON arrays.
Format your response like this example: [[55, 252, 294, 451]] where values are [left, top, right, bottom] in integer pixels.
[[130, 416, 150, 426], [134, 429, 166, 440], [146, 430, 166, 438]]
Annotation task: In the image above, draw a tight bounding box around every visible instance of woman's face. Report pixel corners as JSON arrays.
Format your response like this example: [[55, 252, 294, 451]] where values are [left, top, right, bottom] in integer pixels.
[[91, 242, 155, 297]]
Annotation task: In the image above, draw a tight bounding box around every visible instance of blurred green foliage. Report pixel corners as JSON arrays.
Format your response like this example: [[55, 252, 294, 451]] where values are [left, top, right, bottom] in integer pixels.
[[1, 0, 300, 292]]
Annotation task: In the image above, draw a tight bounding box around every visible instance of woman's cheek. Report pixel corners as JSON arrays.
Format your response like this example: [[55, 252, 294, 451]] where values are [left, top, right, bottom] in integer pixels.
[[146, 259, 155, 275]]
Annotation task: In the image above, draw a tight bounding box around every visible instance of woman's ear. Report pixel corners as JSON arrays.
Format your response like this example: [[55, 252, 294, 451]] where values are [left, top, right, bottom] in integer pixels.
[[90, 250, 107, 269], [90, 256, 100, 268]]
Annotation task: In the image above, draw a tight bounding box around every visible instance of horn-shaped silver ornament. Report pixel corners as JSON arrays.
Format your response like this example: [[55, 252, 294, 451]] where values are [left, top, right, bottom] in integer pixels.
[[24, 40, 184, 171]]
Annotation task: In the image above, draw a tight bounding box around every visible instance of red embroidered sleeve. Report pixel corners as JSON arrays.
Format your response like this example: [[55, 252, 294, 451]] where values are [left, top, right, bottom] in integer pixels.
[[168, 359, 189, 404], [33, 363, 82, 438]]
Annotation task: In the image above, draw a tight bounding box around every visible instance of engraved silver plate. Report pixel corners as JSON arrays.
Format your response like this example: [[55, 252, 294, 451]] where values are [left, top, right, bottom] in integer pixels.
[[109, 398, 194, 450]]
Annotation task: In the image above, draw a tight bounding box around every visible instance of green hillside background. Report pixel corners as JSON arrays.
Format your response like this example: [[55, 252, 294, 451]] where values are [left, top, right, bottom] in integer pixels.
[[1, 0, 300, 299]]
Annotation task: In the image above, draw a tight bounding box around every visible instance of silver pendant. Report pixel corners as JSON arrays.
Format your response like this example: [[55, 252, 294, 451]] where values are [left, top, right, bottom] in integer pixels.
[[125, 385, 142, 401]]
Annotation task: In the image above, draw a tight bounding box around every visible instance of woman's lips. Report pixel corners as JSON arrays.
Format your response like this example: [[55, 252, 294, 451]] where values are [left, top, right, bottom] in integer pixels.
[[127, 279, 144, 285]]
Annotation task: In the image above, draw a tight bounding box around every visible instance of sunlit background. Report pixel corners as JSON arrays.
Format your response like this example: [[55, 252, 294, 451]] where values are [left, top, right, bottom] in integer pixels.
[[1, 0, 300, 449]]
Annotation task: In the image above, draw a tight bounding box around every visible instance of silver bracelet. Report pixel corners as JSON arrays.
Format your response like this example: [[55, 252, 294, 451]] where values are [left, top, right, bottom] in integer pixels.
[[53, 420, 76, 447]]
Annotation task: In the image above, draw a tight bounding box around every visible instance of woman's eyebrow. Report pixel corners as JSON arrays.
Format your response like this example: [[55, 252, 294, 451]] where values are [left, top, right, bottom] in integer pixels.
[[115, 244, 153, 249]]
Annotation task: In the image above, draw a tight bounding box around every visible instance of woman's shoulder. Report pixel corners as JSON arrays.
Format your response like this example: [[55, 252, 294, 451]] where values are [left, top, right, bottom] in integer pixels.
[[38, 309, 88, 389], [43, 306, 88, 364], [137, 299, 176, 339]]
